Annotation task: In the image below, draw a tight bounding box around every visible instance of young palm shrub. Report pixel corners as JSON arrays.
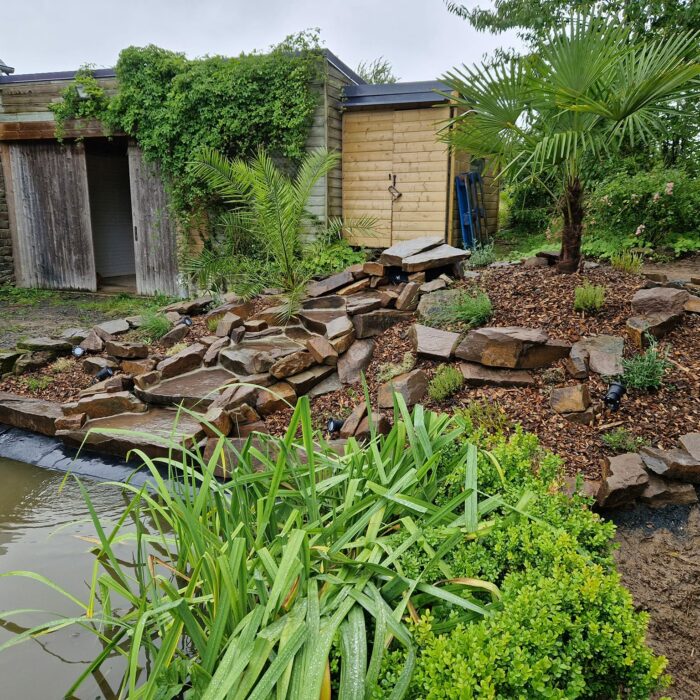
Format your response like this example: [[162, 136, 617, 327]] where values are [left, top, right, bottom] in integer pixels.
[[188, 148, 375, 322], [0, 396, 502, 698]]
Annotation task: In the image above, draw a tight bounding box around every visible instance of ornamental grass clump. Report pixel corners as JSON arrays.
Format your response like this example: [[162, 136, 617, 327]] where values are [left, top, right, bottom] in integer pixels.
[[428, 364, 464, 402], [467, 241, 496, 268], [610, 249, 644, 274], [573, 281, 606, 313], [427, 289, 492, 329], [0, 396, 668, 698], [622, 336, 671, 390]]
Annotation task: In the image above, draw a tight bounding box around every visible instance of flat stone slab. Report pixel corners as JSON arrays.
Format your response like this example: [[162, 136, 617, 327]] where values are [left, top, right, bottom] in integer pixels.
[[162, 295, 213, 315], [0, 392, 63, 436], [410, 324, 460, 360], [308, 372, 341, 398], [95, 319, 130, 336], [401, 244, 470, 273], [597, 453, 649, 508], [626, 312, 681, 348], [680, 433, 700, 461], [307, 270, 354, 298], [338, 339, 375, 384], [58, 407, 205, 459], [379, 236, 444, 266], [352, 310, 413, 338], [138, 367, 240, 409], [63, 391, 147, 420], [640, 474, 698, 508], [571, 336, 624, 377], [640, 447, 700, 483], [16, 337, 72, 352], [631, 287, 689, 316], [460, 363, 534, 388], [378, 369, 428, 408]]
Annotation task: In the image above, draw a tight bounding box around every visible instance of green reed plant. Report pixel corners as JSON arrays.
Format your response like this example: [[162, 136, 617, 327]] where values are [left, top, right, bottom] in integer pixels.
[[610, 249, 644, 275]]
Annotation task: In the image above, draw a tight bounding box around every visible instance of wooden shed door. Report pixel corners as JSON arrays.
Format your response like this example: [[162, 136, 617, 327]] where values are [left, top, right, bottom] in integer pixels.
[[127, 144, 181, 297], [6, 141, 96, 290], [342, 107, 450, 248]]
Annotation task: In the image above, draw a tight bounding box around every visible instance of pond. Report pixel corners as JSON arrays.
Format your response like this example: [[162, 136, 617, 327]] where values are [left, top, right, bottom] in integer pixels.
[[0, 457, 130, 699]]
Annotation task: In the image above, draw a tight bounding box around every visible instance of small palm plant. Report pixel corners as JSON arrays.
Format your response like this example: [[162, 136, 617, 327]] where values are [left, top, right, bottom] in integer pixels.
[[188, 148, 374, 321]]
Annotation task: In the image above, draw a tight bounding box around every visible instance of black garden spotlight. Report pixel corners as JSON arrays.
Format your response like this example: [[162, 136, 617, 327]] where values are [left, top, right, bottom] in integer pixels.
[[604, 381, 626, 411], [327, 417, 344, 435], [93, 367, 114, 384]]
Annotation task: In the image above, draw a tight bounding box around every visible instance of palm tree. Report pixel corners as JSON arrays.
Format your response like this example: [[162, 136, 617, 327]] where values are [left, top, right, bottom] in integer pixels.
[[190, 148, 374, 319], [443, 15, 700, 272]]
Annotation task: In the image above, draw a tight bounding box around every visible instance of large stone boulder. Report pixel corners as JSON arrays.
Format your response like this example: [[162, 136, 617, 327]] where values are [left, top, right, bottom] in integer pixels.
[[16, 337, 72, 353], [550, 384, 591, 414], [410, 324, 460, 360], [63, 391, 147, 420], [597, 453, 649, 508], [631, 287, 689, 316], [299, 309, 353, 339], [337, 339, 375, 384], [0, 392, 63, 436], [105, 340, 149, 359], [219, 346, 274, 375], [352, 310, 413, 338], [455, 327, 569, 369], [270, 351, 317, 379], [157, 344, 206, 379], [256, 382, 297, 416], [626, 312, 681, 348], [379, 236, 443, 266], [570, 336, 624, 377], [639, 447, 700, 483], [460, 363, 534, 388], [306, 336, 339, 366], [377, 369, 428, 408], [640, 474, 698, 508], [401, 244, 469, 273]]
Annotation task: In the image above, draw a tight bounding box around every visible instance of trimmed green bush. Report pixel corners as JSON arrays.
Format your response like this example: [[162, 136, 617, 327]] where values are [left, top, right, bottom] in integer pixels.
[[428, 364, 464, 402], [622, 337, 671, 390], [574, 281, 606, 313], [426, 289, 492, 329]]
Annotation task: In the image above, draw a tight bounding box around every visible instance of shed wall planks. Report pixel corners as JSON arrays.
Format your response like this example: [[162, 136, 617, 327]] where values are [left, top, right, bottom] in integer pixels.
[[7, 141, 96, 290], [127, 144, 181, 297]]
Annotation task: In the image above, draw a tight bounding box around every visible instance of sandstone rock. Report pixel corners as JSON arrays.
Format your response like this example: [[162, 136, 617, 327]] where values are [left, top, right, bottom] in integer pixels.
[[0, 350, 21, 375], [220, 347, 272, 375], [244, 319, 268, 332], [286, 365, 335, 395], [164, 311, 181, 324], [210, 384, 259, 412], [564, 352, 589, 380], [460, 363, 534, 388], [337, 278, 371, 296], [200, 406, 232, 438], [407, 272, 426, 285], [643, 272, 668, 284], [95, 319, 130, 336], [80, 375, 129, 397], [550, 384, 591, 414], [306, 336, 338, 366], [640, 474, 698, 508], [455, 327, 567, 369], [215, 312, 243, 338], [679, 433, 700, 461], [299, 309, 351, 337], [378, 290, 398, 308], [63, 391, 147, 419], [308, 372, 341, 398], [82, 356, 119, 376], [270, 351, 316, 379], [228, 403, 261, 426], [370, 276, 388, 288], [419, 278, 447, 294], [410, 324, 460, 360], [626, 312, 681, 348], [417, 289, 463, 322], [685, 296, 700, 313], [201, 337, 229, 366], [340, 402, 368, 438], [301, 295, 346, 310], [134, 370, 161, 390], [105, 340, 149, 359], [16, 337, 71, 353], [352, 310, 413, 338], [162, 295, 213, 315], [0, 392, 63, 436], [597, 453, 649, 508], [395, 282, 421, 311], [256, 382, 297, 415], [60, 327, 90, 343], [354, 414, 392, 443], [639, 447, 700, 483], [452, 260, 479, 280], [348, 263, 368, 280], [79, 330, 105, 353], [379, 236, 443, 266], [120, 358, 157, 376], [378, 369, 428, 408], [326, 315, 355, 340], [401, 244, 470, 273], [523, 256, 548, 268], [157, 344, 206, 379], [307, 270, 354, 297], [55, 413, 86, 431], [346, 294, 383, 316], [330, 330, 357, 355], [160, 323, 191, 348], [571, 336, 624, 377], [250, 306, 290, 326], [562, 408, 595, 426], [230, 327, 246, 344], [631, 287, 689, 316], [363, 262, 385, 276], [13, 351, 57, 375], [338, 339, 375, 384], [206, 299, 254, 321]]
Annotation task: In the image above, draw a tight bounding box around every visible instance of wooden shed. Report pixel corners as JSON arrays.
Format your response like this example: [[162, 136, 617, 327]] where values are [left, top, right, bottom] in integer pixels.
[[0, 53, 362, 295], [341, 81, 498, 249]]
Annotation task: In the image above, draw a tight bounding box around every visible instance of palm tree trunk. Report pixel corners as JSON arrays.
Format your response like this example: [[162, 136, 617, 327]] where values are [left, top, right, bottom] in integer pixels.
[[557, 177, 584, 274]]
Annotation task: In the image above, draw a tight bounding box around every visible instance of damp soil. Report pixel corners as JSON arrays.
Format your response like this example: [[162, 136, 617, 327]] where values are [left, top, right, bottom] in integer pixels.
[[611, 503, 700, 698]]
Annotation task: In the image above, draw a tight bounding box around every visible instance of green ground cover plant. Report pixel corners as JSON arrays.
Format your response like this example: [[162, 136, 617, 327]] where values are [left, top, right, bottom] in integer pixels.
[[428, 364, 464, 402], [602, 428, 649, 453], [610, 249, 645, 274], [377, 352, 416, 383], [622, 337, 671, 390], [466, 242, 496, 268], [426, 289, 493, 329], [0, 395, 667, 698], [137, 309, 172, 342], [573, 281, 606, 313]]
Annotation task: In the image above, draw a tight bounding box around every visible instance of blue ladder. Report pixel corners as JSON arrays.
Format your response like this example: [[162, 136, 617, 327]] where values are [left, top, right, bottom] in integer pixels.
[[455, 172, 489, 249]]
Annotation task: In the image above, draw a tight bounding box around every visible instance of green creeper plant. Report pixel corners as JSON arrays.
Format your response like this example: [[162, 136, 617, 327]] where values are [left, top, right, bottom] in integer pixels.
[[428, 364, 465, 402]]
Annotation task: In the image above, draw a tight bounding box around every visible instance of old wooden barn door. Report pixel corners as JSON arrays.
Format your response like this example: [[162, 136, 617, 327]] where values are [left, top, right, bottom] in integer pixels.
[[342, 106, 451, 248], [4, 141, 96, 290], [127, 144, 180, 297]]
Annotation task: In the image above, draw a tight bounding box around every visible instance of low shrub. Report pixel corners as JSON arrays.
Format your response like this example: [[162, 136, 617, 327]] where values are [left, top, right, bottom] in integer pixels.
[[377, 351, 416, 383], [428, 364, 464, 401], [622, 336, 671, 390], [457, 399, 509, 438], [20, 375, 55, 391], [574, 281, 606, 313], [301, 240, 366, 279], [206, 315, 221, 333], [426, 289, 492, 329], [467, 241, 497, 268], [138, 309, 172, 342], [610, 249, 644, 274], [602, 428, 649, 453]]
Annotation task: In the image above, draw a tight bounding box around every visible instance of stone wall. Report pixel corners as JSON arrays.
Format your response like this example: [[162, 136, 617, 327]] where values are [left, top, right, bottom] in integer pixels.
[[0, 156, 14, 285]]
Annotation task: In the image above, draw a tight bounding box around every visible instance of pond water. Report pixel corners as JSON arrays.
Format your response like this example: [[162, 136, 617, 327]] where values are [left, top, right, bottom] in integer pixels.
[[0, 457, 130, 699]]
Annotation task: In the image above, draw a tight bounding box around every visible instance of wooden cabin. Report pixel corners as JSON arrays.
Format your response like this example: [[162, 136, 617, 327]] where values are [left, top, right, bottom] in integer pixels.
[[0, 53, 361, 296], [341, 81, 498, 249]]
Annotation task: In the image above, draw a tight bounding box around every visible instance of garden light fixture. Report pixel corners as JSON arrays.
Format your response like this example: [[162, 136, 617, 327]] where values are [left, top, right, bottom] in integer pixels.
[[327, 418, 344, 434], [604, 381, 626, 411], [72, 346, 85, 358], [178, 316, 193, 327], [93, 367, 114, 383]]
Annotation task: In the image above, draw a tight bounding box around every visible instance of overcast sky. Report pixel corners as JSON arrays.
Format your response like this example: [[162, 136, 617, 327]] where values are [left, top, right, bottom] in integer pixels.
[[2, 0, 521, 80]]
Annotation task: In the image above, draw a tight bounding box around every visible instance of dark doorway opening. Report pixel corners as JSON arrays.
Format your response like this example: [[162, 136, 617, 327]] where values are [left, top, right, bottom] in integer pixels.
[[85, 138, 136, 293]]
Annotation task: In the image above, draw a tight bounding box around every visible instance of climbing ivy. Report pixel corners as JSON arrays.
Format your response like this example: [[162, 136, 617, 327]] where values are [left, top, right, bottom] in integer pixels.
[[51, 33, 324, 225]]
